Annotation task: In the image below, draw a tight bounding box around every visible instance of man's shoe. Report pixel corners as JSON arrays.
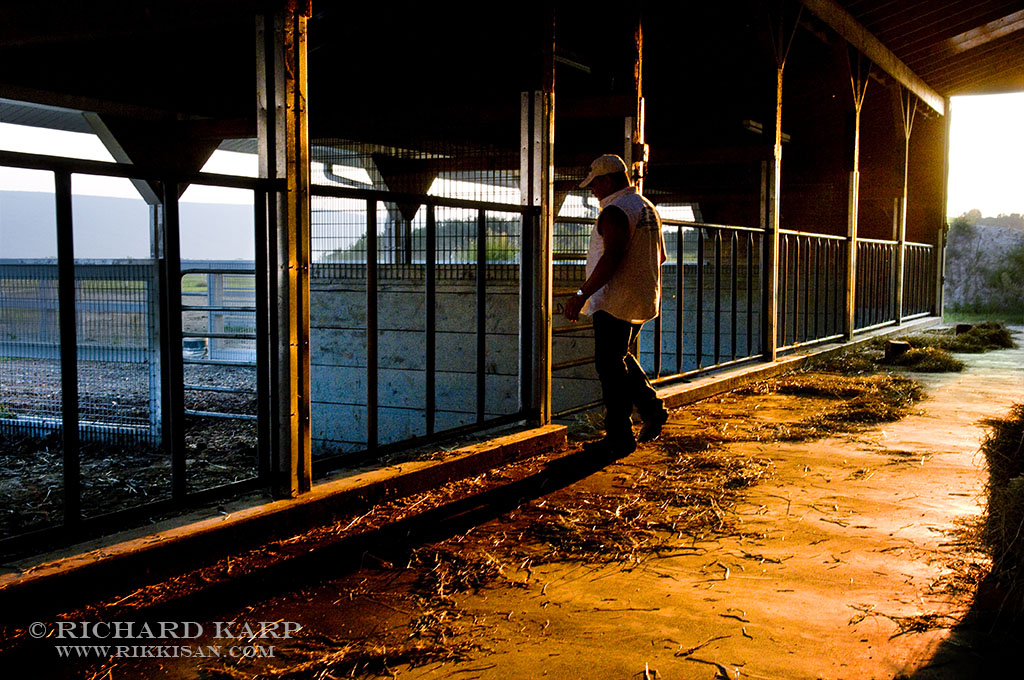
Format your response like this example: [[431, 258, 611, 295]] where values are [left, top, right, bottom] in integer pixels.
[[582, 435, 636, 458], [637, 409, 669, 443]]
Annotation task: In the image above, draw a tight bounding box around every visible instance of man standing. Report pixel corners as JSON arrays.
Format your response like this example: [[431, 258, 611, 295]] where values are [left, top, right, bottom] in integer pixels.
[[563, 154, 668, 456]]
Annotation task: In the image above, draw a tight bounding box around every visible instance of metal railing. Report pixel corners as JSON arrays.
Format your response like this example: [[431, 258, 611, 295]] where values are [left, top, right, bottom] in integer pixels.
[[0, 149, 279, 554], [0, 147, 944, 554], [854, 238, 898, 330], [307, 183, 536, 467], [902, 241, 936, 319], [651, 220, 765, 377], [777, 230, 847, 350], [550, 217, 768, 418]]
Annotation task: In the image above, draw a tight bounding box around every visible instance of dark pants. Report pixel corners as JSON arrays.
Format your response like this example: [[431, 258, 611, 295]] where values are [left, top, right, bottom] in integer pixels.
[[592, 310, 664, 440]]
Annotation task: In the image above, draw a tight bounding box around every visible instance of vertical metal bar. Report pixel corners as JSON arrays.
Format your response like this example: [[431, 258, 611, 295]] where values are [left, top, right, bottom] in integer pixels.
[[675, 225, 683, 374], [730, 232, 737, 361], [868, 244, 876, 325], [816, 240, 824, 338], [713, 230, 721, 365], [653, 308, 662, 377], [254, 190, 272, 479], [476, 208, 487, 423], [366, 199, 378, 450], [425, 205, 436, 435], [54, 170, 80, 526], [520, 209, 535, 416], [779, 235, 788, 347], [806, 238, 813, 339], [746, 232, 753, 356], [695, 228, 704, 369], [796, 236, 804, 343], [878, 244, 885, 323], [161, 180, 186, 500]]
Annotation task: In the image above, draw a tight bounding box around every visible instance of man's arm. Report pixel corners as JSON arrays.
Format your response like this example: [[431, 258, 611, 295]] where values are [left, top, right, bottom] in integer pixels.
[[564, 206, 630, 321]]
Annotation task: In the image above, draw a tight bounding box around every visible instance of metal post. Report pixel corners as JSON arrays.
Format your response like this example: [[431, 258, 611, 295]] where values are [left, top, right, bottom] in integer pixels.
[[675, 226, 683, 373], [425, 205, 436, 435], [254, 190, 272, 479], [366, 200, 379, 450], [520, 88, 553, 425], [763, 67, 783, 361], [54, 171, 80, 526], [160, 179, 186, 500], [147, 204, 164, 441], [695, 229, 705, 368], [257, 5, 312, 497], [476, 209, 488, 422]]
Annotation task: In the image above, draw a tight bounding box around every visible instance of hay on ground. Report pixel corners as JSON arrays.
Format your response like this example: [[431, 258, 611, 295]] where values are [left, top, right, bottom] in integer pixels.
[[903, 322, 1016, 354], [885, 346, 965, 372], [981, 403, 1024, 616]]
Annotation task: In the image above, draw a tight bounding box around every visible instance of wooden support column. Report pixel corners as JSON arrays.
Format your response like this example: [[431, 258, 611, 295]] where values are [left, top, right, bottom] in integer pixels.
[[257, 1, 312, 498], [762, 2, 803, 361], [520, 9, 555, 426], [845, 49, 869, 340], [936, 96, 952, 317], [626, 17, 648, 192], [895, 88, 917, 325]]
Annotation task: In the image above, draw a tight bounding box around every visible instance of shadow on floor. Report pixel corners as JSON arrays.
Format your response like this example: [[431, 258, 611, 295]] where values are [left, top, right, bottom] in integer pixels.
[[898, 575, 1022, 678]]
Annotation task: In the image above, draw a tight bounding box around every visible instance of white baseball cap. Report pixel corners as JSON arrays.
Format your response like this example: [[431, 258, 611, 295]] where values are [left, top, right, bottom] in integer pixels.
[[579, 154, 629, 188]]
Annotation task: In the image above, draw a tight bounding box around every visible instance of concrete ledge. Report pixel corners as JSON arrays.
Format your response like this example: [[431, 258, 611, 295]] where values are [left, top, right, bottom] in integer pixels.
[[657, 317, 942, 409], [0, 424, 567, 620]]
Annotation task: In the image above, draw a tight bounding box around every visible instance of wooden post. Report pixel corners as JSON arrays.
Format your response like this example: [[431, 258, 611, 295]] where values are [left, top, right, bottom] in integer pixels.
[[762, 2, 803, 361], [936, 96, 952, 318], [520, 8, 554, 427], [896, 88, 916, 326], [845, 49, 869, 340], [257, 1, 312, 498]]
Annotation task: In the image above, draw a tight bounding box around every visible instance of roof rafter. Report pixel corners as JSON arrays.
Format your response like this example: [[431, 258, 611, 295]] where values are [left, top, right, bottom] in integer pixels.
[[799, 0, 945, 114]]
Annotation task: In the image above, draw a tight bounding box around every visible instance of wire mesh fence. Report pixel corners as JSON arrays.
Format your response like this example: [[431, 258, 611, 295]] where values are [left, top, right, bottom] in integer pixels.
[[0, 260, 157, 439], [311, 139, 523, 280]]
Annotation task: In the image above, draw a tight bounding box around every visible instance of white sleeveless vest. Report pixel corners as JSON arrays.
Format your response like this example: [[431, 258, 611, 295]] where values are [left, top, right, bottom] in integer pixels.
[[582, 186, 665, 324]]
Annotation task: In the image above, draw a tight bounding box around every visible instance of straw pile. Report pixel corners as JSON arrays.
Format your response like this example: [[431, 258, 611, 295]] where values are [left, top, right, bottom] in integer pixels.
[[903, 322, 1016, 353], [982, 403, 1024, 615], [885, 346, 965, 372]]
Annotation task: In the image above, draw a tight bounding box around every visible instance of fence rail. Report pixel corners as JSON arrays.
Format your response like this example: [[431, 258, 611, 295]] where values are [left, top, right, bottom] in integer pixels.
[[777, 230, 847, 350]]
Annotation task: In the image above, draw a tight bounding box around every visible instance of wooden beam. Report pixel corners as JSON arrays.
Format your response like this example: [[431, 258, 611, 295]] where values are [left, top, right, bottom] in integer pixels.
[[798, 0, 945, 115]]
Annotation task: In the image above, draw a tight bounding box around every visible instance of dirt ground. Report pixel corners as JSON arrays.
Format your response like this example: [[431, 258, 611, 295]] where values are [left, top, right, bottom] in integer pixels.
[[12, 326, 1024, 680]]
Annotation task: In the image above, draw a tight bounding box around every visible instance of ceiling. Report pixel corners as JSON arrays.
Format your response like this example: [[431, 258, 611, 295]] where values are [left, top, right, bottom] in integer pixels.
[[0, 1, 1021, 153], [838, 0, 1024, 96]]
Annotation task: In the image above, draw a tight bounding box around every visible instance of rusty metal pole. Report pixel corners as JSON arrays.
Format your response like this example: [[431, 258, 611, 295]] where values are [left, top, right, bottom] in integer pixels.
[[257, 0, 312, 498]]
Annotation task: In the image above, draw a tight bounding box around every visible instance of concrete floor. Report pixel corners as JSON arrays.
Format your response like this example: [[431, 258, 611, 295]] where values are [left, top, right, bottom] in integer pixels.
[[7, 324, 1022, 679]]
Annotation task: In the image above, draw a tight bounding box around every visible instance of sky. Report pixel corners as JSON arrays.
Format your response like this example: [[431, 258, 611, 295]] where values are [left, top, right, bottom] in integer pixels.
[[946, 92, 1024, 218]]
